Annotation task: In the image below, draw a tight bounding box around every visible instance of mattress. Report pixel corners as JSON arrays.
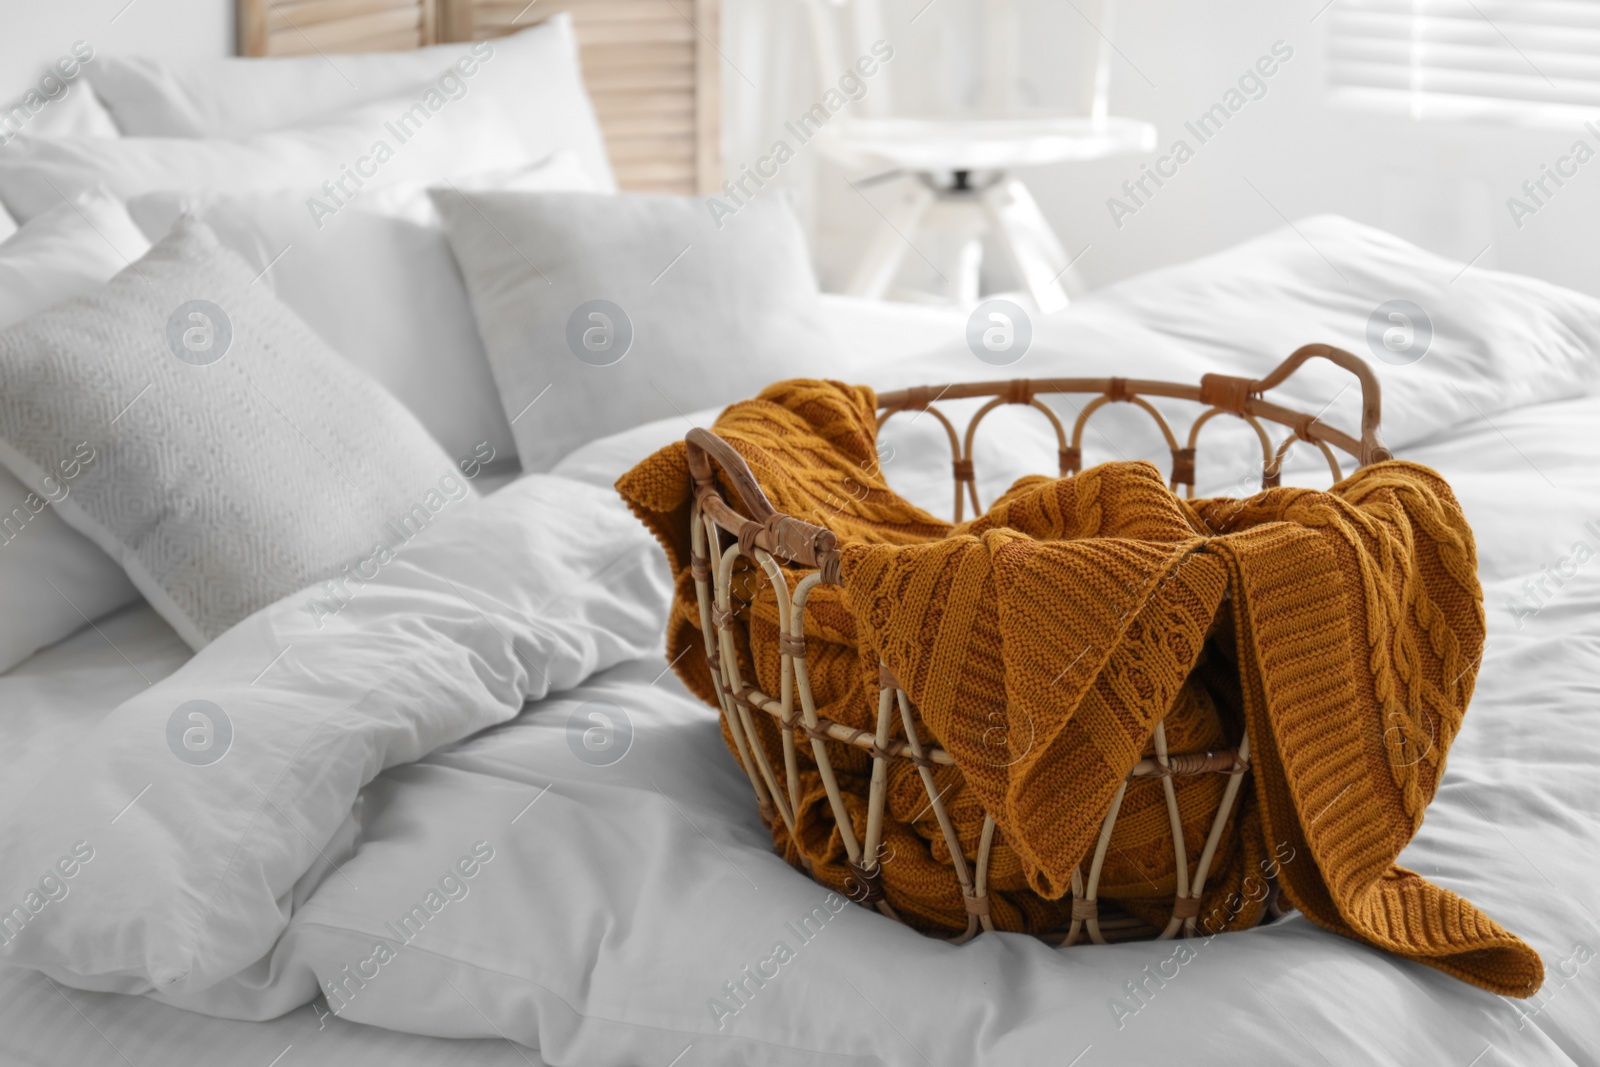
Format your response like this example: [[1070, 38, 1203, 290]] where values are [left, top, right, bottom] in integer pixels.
[[3, 286, 1598, 1065]]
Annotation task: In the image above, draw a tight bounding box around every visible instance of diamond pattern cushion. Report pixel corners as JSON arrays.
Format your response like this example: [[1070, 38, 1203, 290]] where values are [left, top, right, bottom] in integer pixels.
[[0, 216, 469, 648]]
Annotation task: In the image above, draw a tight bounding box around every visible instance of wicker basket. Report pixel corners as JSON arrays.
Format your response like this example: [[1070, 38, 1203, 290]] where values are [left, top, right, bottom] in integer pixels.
[[684, 344, 1391, 946]]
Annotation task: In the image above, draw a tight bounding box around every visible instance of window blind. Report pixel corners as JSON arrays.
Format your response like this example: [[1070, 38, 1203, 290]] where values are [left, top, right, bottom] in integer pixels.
[[1329, 0, 1600, 125]]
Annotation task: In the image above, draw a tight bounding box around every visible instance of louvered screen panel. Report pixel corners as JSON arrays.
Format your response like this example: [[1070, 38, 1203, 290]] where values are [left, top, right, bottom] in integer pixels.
[[464, 0, 718, 193], [240, 0, 436, 57], [1329, 0, 1600, 124]]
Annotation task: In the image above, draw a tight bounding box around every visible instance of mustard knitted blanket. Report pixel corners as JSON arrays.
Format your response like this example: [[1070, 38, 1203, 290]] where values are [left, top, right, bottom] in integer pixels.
[[617, 379, 1541, 997]]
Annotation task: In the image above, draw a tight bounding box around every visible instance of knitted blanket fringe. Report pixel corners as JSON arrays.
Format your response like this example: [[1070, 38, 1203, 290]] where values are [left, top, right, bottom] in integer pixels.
[[617, 378, 1542, 998]]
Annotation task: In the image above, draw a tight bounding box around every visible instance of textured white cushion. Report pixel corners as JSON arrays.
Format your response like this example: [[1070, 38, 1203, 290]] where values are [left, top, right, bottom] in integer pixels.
[[88, 16, 614, 190], [433, 189, 842, 471], [126, 154, 597, 469], [0, 202, 14, 244], [0, 216, 468, 649], [0, 81, 534, 223], [0, 190, 147, 673]]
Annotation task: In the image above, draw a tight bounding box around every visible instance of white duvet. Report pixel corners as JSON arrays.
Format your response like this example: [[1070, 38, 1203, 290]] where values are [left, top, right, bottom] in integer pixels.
[[0, 474, 672, 997], [2, 217, 1599, 1066]]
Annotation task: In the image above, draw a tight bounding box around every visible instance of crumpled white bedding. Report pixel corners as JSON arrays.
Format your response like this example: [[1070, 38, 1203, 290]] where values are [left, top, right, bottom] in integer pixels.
[[0, 605, 546, 1066], [2, 218, 1598, 1066], [0, 473, 671, 998]]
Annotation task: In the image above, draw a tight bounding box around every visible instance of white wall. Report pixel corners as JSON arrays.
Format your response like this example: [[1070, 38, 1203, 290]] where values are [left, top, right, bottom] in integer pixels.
[[799, 0, 1600, 299], [2, 0, 1592, 299], [0, 0, 232, 101]]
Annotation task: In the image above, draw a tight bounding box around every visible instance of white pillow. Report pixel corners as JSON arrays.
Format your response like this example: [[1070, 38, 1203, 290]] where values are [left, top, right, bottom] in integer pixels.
[[0, 40, 118, 146], [88, 16, 614, 191], [0, 81, 536, 223], [433, 189, 844, 471], [0, 216, 469, 649], [0, 77, 120, 244], [126, 154, 597, 469], [15, 81, 121, 139], [0, 190, 146, 673]]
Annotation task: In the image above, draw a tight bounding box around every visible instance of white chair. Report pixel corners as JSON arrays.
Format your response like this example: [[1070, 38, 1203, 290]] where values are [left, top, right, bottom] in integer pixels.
[[802, 0, 1155, 311]]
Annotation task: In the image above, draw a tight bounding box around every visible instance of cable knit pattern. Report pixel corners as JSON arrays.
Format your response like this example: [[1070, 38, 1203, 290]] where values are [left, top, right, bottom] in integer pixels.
[[618, 379, 1542, 998]]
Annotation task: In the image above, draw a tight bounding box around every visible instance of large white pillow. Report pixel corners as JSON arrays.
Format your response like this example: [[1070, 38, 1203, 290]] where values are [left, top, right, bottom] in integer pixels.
[[14, 81, 121, 139], [0, 190, 146, 673], [433, 189, 844, 472], [0, 40, 119, 146], [126, 154, 597, 470], [0, 216, 469, 649], [88, 16, 614, 191], [0, 80, 535, 223], [0, 71, 120, 243]]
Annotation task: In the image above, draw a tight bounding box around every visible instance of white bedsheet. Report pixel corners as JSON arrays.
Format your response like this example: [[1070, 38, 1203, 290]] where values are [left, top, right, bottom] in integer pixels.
[[3, 223, 1599, 1066]]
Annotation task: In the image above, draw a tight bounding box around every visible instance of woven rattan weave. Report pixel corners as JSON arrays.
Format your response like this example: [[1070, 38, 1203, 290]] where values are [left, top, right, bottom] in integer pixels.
[[685, 344, 1391, 947]]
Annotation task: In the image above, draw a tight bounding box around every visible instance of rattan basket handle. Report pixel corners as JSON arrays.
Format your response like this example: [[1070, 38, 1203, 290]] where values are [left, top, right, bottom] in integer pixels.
[[686, 427, 843, 582], [1257, 344, 1392, 466]]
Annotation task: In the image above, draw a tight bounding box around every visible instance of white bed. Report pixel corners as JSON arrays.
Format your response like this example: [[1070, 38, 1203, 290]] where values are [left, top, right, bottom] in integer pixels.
[[1, 7, 1598, 1062], [2, 265, 1599, 1065]]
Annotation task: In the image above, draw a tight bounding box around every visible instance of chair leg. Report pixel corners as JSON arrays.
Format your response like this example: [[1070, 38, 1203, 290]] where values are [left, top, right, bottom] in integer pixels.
[[953, 236, 983, 305], [981, 177, 1075, 314], [924, 196, 987, 305], [845, 182, 936, 299]]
